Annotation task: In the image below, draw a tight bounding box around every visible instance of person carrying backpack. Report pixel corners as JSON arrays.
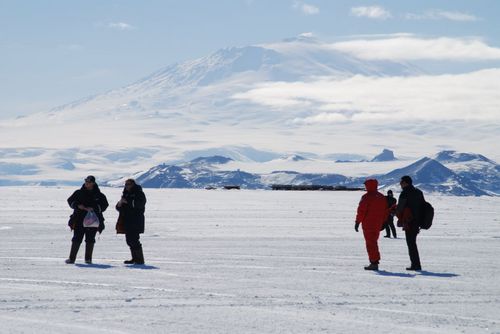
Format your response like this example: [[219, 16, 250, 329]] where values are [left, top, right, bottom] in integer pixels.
[[355, 179, 389, 271], [396, 175, 425, 271]]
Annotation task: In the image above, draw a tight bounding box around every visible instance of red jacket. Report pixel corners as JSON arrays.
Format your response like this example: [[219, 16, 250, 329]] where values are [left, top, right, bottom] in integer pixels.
[[356, 179, 389, 231]]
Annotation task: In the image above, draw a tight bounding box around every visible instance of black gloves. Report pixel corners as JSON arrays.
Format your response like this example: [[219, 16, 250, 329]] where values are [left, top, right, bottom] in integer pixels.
[[355, 222, 360, 232]]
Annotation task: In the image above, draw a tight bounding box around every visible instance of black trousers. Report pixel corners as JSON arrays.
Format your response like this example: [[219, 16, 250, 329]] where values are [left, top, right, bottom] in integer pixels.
[[405, 229, 421, 268], [385, 219, 397, 237], [72, 226, 97, 244], [126, 232, 142, 250]]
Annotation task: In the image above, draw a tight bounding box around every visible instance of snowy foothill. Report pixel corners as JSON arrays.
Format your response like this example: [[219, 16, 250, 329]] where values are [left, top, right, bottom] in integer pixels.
[[1, 187, 499, 333]]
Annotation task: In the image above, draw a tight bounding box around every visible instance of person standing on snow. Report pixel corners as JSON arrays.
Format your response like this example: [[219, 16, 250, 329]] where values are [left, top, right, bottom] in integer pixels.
[[66, 176, 109, 264], [355, 179, 389, 271], [116, 179, 147, 265], [396, 175, 425, 271], [383, 190, 397, 238]]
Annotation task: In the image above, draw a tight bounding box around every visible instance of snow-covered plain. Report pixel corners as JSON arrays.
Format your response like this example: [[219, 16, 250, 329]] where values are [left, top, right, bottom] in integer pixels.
[[0, 187, 499, 333]]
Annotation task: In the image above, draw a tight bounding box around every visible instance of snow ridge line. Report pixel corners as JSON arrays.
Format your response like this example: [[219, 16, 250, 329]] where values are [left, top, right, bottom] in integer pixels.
[[0, 277, 236, 298]]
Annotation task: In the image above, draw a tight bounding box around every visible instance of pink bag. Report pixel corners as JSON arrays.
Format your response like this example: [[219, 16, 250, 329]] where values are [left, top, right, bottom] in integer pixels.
[[83, 211, 99, 228]]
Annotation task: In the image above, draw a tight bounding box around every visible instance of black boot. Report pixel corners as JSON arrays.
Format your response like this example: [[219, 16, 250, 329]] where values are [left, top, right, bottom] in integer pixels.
[[364, 262, 379, 271], [124, 248, 135, 264], [85, 243, 94, 264], [406, 266, 422, 271], [65, 242, 80, 264], [134, 246, 145, 265]]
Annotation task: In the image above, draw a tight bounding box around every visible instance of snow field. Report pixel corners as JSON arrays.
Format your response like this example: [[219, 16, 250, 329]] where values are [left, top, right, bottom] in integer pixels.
[[0, 187, 499, 333]]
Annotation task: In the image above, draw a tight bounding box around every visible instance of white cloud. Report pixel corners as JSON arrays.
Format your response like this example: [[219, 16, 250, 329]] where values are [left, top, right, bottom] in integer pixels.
[[405, 10, 479, 22], [233, 69, 500, 123], [330, 36, 500, 61], [298, 32, 315, 38], [107, 22, 135, 31], [293, 112, 349, 124], [293, 1, 320, 15], [351, 6, 391, 20]]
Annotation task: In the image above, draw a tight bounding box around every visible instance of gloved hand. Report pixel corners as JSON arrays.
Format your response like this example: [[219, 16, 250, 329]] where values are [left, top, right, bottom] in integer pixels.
[[355, 222, 360, 232]]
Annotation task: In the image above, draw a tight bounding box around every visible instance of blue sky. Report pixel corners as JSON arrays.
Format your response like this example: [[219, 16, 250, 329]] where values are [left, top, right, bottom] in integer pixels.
[[1, 0, 499, 118]]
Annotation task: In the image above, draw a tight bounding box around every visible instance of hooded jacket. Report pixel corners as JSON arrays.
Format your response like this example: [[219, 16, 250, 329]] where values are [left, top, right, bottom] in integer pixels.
[[396, 184, 425, 231], [355, 179, 389, 230], [67, 184, 109, 233], [116, 184, 147, 234]]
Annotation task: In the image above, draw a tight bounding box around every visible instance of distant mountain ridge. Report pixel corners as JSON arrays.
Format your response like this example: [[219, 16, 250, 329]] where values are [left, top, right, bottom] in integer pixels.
[[116, 150, 499, 196]]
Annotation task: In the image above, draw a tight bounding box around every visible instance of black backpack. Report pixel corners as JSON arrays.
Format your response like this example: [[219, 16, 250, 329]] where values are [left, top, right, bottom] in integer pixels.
[[420, 201, 434, 229]]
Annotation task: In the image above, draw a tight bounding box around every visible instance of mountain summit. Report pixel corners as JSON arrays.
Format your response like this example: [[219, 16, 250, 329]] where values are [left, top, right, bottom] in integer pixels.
[[0, 36, 495, 187], [371, 149, 396, 162], [44, 35, 422, 121]]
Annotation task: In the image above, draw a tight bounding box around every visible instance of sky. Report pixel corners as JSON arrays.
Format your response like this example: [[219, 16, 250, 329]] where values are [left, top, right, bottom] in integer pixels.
[[1, 0, 500, 119]]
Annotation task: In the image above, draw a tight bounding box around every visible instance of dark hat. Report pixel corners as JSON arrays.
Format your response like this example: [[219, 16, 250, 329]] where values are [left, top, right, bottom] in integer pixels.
[[400, 175, 413, 185], [85, 175, 96, 183], [125, 179, 136, 186]]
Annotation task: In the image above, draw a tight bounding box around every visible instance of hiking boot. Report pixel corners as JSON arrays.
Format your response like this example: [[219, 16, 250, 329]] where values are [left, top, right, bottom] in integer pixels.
[[125, 247, 145, 265], [85, 243, 94, 264], [134, 247, 145, 265], [364, 262, 379, 271], [384, 235, 390, 238], [406, 266, 422, 271], [124, 248, 135, 264], [66, 242, 80, 264]]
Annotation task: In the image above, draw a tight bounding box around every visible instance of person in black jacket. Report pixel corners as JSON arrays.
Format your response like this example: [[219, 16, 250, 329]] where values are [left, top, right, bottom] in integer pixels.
[[396, 175, 425, 271], [383, 190, 397, 238], [66, 176, 109, 264], [116, 179, 147, 265]]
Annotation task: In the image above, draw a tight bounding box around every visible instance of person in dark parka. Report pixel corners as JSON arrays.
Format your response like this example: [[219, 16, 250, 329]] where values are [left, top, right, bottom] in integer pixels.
[[116, 179, 146, 265], [66, 175, 108, 264], [383, 190, 397, 238], [396, 175, 425, 271]]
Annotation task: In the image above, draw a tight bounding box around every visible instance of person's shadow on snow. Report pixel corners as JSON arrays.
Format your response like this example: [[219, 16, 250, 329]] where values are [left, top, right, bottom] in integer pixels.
[[417, 271, 459, 278], [375, 270, 459, 278], [125, 264, 159, 270], [75, 263, 114, 269], [376, 270, 415, 278]]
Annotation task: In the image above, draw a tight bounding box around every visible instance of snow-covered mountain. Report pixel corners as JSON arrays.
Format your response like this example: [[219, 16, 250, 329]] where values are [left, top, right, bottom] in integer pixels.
[[0, 36, 498, 188], [40, 36, 421, 124], [129, 156, 262, 189], [114, 151, 499, 196], [374, 157, 488, 196], [433, 150, 500, 195]]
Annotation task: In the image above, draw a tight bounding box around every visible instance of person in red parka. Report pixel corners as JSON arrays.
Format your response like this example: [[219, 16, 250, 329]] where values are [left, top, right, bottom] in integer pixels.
[[355, 179, 389, 270]]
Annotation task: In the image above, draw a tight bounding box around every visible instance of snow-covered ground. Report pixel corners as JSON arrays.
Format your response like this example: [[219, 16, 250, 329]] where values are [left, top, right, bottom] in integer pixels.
[[0, 187, 499, 333]]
